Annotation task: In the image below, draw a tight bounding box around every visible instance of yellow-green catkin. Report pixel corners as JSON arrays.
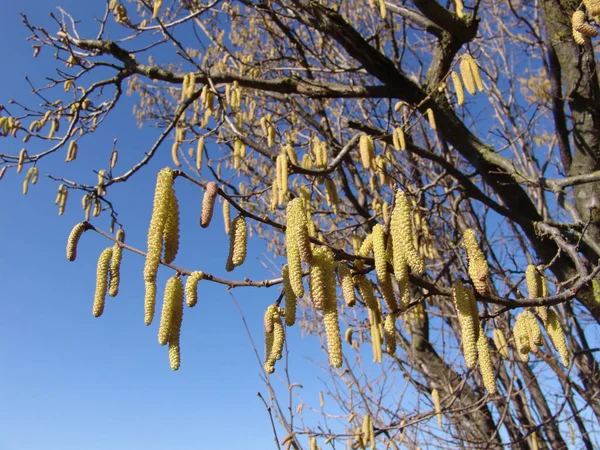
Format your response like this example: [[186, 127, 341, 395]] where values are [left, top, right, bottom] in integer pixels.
[[584, 0, 600, 15], [514, 312, 531, 361], [452, 281, 479, 368], [432, 388, 442, 427], [460, 55, 477, 95], [265, 306, 285, 373], [285, 223, 304, 298], [593, 279, 600, 304], [109, 229, 125, 297], [282, 265, 297, 326], [372, 224, 388, 283], [392, 127, 406, 151], [337, 263, 356, 307], [23, 166, 35, 195], [359, 134, 375, 170], [66, 222, 86, 261], [462, 229, 489, 296], [526, 264, 542, 298], [158, 275, 183, 346], [309, 246, 336, 310], [201, 182, 219, 228], [426, 108, 437, 130], [225, 215, 247, 271], [222, 198, 231, 235], [391, 190, 425, 275], [451, 71, 465, 106], [572, 10, 598, 38], [523, 309, 543, 351], [163, 187, 180, 264], [477, 328, 497, 393], [144, 168, 174, 324], [384, 314, 396, 354], [545, 309, 570, 366], [276, 153, 288, 205], [93, 247, 113, 318], [287, 197, 312, 263], [168, 280, 184, 371], [493, 328, 509, 359], [185, 271, 204, 307], [356, 275, 383, 326]]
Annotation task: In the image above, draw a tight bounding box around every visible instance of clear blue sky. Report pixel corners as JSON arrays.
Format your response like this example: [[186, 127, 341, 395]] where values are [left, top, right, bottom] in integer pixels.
[[0, 3, 332, 449]]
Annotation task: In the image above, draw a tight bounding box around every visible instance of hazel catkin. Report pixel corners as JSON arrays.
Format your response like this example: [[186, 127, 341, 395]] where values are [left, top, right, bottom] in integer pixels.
[[158, 276, 183, 345], [222, 199, 231, 235], [162, 187, 180, 264], [493, 328, 509, 359], [451, 71, 465, 106], [226, 215, 247, 271], [391, 190, 425, 275], [432, 388, 442, 427], [545, 309, 570, 366], [185, 271, 204, 308], [359, 134, 375, 170], [287, 197, 312, 263], [309, 246, 336, 310], [93, 247, 113, 318], [337, 263, 356, 307], [462, 229, 489, 296], [477, 329, 497, 393], [452, 281, 479, 368], [282, 265, 297, 326], [384, 314, 396, 354], [66, 222, 86, 261], [109, 229, 125, 297], [168, 285, 184, 371], [201, 182, 219, 228]]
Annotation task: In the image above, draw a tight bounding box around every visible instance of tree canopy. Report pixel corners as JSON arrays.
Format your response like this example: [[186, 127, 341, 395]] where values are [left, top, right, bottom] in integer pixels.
[[2, 0, 600, 448]]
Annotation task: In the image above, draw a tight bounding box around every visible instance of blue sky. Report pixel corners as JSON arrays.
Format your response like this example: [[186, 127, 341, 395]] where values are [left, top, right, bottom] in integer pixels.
[[0, 2, 334, 449]]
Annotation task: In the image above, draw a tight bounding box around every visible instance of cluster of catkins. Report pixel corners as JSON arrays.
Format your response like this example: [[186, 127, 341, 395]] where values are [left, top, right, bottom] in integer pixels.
[[572, 1, 600, 45]]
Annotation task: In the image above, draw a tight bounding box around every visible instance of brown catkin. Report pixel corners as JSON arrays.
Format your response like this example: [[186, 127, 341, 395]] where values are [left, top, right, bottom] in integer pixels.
[[462, 229, 489, 296], [66, 222, 86, 261], [158, 276, 183, 346], [185, 271, 204, 307], [226, 215, 247, 271], [201, 182, 219, 228], [451, 71, 465, 106], [432, 388, 442, 427], [493, 328, 510, 359], [162, 187, 180, 264], [338, 263, 356, 307], [391, 190, 425, 274], [477, 328, 497, 393], [222, 199, 231, 235], [545, 309, 570, 366], [452, 281, 479, 368], [93, 247, 113, 318], [108, 230, 125, 297], [282, 265, 297, 326]]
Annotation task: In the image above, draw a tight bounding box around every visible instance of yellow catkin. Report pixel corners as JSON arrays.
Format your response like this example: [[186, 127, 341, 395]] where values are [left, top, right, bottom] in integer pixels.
[[185, 271, 204, 308], [66, 140, 78, 162], [282, 265, 297, 326], [572, 10, 598, 37], [372, 224, 388, 283], [309, 247, 336, 310], [226, 215, 247, 271], [162, 187, 180, 264], [195, 136, 204, 170], [432, 388, 442, 427], [454, 0, 465, 16], [110, 149, 118, 169], [392, 127, 406, 151], [201, 182, 219, 228], [526, 264, 542, 298], [338, 263, 356, 307], [356, 275, 383, 325], [477, 328, 497, 393], [158, 276, 183, 345], [168, 282, 184, 371], [451, 71, 465, 106], [378, 0, 387, 18], [222, 199, 231, 235], [58, 185, 68, 216], [345, 327, 354, 345], [493, 328, 509, 359], [359, 134, 375, 170], [452, 281, 479, 368], [287, 197, 312, 262], [391, 190, 425, 275], [523, 309, 543, 351], [144, 168, 174, 284], [109, 229, 125, 297], [463, 229, 489, 296], [467, 55, 485, 92], [323, 290, 342, 368], [593, 279, 600, 303], [152, 0, 163, 18], [285, 225, 304, 298], [514, 312, 531, 361], [426, 108, 437, 130], [93, 247, 113, 318], [384, 314, 396, 354], [144, 280, 157, 325], [265, 306, 285, 373], [460, 56, 477, 95], [584, 0, 600, 15], [66, 222, 86, 262], [276, 153, 288, 204], [573, 28, 589, 45], [545, 309, 570, 366], [22, 167, 34, 195]]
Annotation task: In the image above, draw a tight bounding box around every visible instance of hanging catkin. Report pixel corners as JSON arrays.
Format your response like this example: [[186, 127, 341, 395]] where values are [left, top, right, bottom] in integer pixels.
[[93, 247, 113, 318], [452, 281, 479, 368], [462, 229, 489, 296], [477, 328, 497, 393], [282, 265, 297, 326], [185, 271, 204, 307], [201, 182, 219, 228], [158, 275, 183, 346], [109, 229, 125, 297], [545, 309, 570, 366], [66, 222, 86, 261], [225, 215, 247, 271], [391, 190, 425, 275]]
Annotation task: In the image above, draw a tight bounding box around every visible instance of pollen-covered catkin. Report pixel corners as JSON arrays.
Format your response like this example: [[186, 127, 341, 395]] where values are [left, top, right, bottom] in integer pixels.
[[337, 263, 356, 307], [359, 134, 375, 169], [432, 388, 442, 427], [285, 225, 304, 298], [460, 55, 477, 95], [144, 168, 174, 294], [309, 246, 336, 310], [463, 229, 489, 296], [526, 264, 542, 298], [426, 108, 437, 130], [168, 285, 184, 371], [477, 329, 497, 393], [514, 312, 531, 361], [282, 265, 297, 326], [158, 276, 183, 346], [66, 222, 86, 261], [451, 71, 465, 106], [108, 229, 125, 297], [323, 291, 342, 368], [384, 314, 396, 354], [493, 328, 509, 359], [523, 309, 543, 350], [452, 281, 479, 368], [372, 224, 388, 283], [572, 10, 598, 37], [545, 309, 570, 366], [584, 0, 600, 15], [185, 271, 204, 307], [287, 198, 312, 263], [392, 127, 406, 151], [391, 190, 425, 274], [162, 187, 180, 264], [265, 306, 285, 373], [222, 199, 231, 235], [226, 215, 247, 271], [145, 280, 157, 326], [201, 182, 219, 228], [93, 247, 113, 318]]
